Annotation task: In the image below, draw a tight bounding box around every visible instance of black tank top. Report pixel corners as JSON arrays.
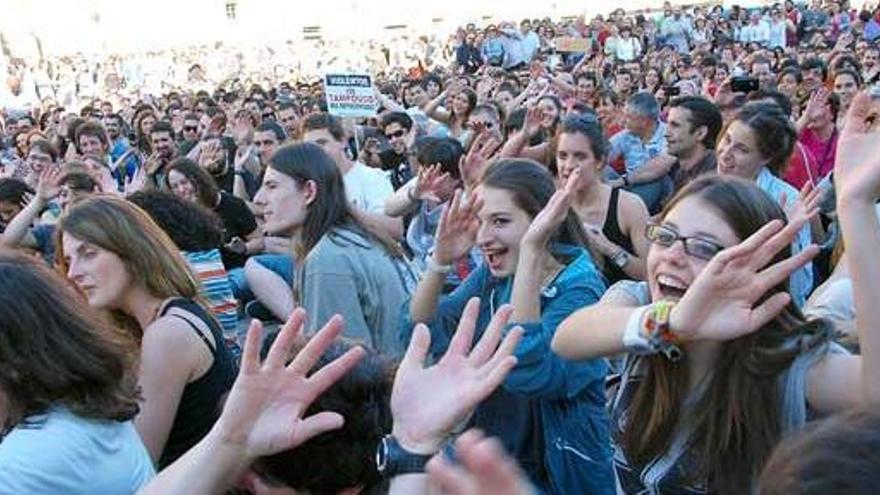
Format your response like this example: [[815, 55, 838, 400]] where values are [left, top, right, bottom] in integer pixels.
[[157, 298, 237, 468], [601, 188, 636, 284]]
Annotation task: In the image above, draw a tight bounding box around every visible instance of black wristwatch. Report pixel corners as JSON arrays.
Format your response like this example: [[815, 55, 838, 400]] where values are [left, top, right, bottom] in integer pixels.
[[375, 435, 434, 477]]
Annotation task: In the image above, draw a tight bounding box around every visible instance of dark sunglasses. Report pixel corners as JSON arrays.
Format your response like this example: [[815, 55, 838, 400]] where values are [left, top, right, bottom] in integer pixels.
[[385, 129, 407, 139], [184, 125, 199, 132], [645, 224, 726, 261]]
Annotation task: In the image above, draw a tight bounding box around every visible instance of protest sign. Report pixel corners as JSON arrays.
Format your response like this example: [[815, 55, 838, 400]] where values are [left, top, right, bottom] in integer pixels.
[[324, 73, 378, 118], [554, 36, 590, 53]]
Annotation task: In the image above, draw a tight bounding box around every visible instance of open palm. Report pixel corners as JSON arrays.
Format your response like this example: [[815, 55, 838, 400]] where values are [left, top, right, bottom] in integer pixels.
[[671, 218, 819, 342], [391, 298, 521, 453], [433, 189, 483, 265], [835, 91, 880, 202], [215, 311, 365, 459]]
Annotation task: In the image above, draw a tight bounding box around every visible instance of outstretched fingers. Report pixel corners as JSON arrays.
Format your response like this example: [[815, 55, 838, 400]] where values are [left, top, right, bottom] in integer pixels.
[[446, 298, 481, 359], [265, 308, 307, 369], [749, 292, 792, 333], [843, 91, 875, 135], [754, 244, 820, 295], [287, 314, 345, 376], [470, 304, 513, 364], [306, 345, 367, 396], [400, 324, 433, 375], [240, 319, 265, 375], [710, 219, 784, 272]]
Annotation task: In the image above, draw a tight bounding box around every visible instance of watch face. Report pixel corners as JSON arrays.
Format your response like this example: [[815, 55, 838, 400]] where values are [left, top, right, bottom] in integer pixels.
[[376, 436, 390, 473]]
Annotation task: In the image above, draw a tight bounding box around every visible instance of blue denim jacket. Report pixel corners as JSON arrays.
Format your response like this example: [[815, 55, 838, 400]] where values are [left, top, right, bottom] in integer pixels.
[[400, 245, 614, 495]]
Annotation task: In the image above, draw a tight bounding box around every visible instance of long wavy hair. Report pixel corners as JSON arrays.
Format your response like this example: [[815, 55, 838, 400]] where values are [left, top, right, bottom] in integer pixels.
[[56, 196, 201, 339], [619, 175, 831, 493], [0, 250, 140, 431]]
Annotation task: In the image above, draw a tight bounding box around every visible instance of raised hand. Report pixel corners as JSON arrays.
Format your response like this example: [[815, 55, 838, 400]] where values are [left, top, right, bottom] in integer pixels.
[[214, 310, 366, 458], [35, 166, 63, 202], [521, 168, 579, 249], [414, 163, 451, 203], [198, 140, 223, 169], [124, 165, 148, 195], [781, 180, 824, 226], [460, 130, 501, 188], [521, 106, 545, 138], [835, 91, 880, 202], [432, 189, 483, 265], [803, 87, 831, 122], [391, 298, 521, 454], [144, 152, 164, 175], [669, 218, 819, 342], [426, 430, 533, 495]]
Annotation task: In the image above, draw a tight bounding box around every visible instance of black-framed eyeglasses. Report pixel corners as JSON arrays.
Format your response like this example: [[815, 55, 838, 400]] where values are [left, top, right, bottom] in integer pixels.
[[645, 224, 726, 261], [385, 129, 406, 139]]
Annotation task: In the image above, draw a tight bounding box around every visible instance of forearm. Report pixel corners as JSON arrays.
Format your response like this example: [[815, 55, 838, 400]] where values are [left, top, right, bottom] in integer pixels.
[[837, 198, 880, 403], [138, 427, 252, 495], [410, 269, 447, 324], [233, 173, 250, 201], [498, 129, 530, 159], [390, 475, 435, 495], [424, 90, 451, 122], [510, 249, 543, 323], [628, 157, 674, 184], [358, 208, 405, 240], [552, 304, 637, 360], [0, 198, 42, 248], [385, 181, 421, 217]]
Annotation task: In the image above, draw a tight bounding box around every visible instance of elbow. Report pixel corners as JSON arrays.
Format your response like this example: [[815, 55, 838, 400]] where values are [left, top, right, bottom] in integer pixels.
[[550, 321, 572, 358]]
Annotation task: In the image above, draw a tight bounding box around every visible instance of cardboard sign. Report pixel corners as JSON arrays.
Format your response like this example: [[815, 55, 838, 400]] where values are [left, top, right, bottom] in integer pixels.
[[554, 36, 591, 53], [324, 73, 378, 118]]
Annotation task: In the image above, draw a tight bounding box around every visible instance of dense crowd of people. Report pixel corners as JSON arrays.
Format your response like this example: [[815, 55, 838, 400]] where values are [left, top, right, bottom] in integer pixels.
[[2, 0, 880, 493]]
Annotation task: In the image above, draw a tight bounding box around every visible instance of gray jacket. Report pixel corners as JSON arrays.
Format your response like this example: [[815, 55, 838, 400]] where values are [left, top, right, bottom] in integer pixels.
[[300, 226, 417, 357]]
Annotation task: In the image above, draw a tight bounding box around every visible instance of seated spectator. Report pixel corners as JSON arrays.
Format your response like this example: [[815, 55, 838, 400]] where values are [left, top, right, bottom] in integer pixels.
[[0, 251, 154, 493], [128, 190, 241, 356], [57, 196, 237, 467], [251, 142, 417, 356]]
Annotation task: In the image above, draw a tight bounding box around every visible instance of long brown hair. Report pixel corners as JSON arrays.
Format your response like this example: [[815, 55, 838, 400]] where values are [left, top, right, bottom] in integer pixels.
[[619, 175, 831, 493], [480, 158, 601, 267], [55, 196, 201, 338], [0, 250, 139, 431], [266, 142, 404, 261]]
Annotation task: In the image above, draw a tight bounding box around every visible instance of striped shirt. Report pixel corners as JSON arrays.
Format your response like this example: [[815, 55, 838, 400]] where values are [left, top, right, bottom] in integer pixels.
[[182, 249, 239, 349]]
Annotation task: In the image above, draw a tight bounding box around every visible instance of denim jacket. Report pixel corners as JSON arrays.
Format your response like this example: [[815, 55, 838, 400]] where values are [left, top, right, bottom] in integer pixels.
[[400, 244, 614, 494]]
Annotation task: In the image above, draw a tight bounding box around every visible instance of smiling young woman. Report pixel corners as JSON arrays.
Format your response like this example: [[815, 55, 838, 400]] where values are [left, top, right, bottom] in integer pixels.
[[406, 158, 614, 494], [552, 174, 866, 493]]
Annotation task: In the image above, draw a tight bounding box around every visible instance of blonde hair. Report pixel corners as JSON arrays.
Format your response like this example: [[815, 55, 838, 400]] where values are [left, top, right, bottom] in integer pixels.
[[56, 196, 200, 337]]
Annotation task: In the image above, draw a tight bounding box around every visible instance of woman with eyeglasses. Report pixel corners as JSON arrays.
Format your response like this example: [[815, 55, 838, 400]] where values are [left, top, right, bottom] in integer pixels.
[[552, 174, 852, 494]]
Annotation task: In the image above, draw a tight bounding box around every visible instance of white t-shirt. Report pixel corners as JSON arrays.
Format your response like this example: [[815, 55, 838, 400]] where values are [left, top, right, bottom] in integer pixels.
[[343, 162, 394, 215], [0, 407, 155, 494]]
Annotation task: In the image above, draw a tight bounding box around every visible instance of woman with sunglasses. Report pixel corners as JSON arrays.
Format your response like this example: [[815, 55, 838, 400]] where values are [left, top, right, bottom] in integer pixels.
[[552, 165, 873, 492], [406, 159, 614, 494]]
